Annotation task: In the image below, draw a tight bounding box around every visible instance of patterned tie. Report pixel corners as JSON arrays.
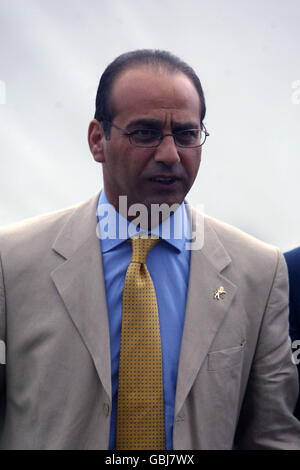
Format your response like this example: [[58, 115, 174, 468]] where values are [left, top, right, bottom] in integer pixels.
[[116, 235, 165, 450]]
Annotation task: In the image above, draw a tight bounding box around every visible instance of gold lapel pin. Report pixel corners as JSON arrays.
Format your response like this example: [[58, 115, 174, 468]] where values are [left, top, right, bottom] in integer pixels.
[[214, 286, 226, 300]]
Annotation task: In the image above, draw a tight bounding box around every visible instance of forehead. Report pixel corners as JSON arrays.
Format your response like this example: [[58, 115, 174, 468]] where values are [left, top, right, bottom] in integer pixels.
[[110, 66, 201, 125]]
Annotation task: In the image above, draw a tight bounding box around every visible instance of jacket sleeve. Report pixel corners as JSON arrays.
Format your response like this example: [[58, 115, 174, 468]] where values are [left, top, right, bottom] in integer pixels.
[[235, 251, 300, 449]]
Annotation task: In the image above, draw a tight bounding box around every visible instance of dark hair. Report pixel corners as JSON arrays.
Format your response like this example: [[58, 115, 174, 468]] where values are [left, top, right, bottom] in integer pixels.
[[94, 49, 206, 137]]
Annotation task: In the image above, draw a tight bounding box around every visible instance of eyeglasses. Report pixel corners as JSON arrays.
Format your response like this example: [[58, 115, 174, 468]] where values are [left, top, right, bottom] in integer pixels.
[[103, 120, 209, 148]]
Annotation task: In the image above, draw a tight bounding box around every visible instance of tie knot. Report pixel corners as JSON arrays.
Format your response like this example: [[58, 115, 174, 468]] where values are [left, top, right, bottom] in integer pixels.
[[131, 235, 159, 264]]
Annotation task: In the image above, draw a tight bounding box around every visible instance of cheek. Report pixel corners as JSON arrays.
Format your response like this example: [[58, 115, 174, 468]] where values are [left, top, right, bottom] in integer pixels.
[[105, 143, 130, 175], [184, 154, 201, 179], [127, 151, 152, 176]]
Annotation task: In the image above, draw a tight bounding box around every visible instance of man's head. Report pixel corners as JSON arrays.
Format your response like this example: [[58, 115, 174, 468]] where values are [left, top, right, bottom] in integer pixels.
[[88, 49, 208, 213], [93, 50, 206, 134]]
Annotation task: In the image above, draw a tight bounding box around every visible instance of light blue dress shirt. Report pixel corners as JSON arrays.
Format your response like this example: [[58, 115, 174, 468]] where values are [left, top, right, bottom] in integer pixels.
[[97, 190, 191, 450]]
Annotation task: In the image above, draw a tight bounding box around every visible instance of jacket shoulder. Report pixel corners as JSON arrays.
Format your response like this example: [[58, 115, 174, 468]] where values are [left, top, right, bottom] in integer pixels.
[[0, 205, 75, 251], [202, 214, 283, 282], [0, 193, 99, 259], [204, 214, 279, 256]]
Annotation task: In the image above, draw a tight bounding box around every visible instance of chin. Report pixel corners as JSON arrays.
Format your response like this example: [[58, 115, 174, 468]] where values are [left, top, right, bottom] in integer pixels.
[[144, 197, 176, 207], [152, 193, 184, 207]]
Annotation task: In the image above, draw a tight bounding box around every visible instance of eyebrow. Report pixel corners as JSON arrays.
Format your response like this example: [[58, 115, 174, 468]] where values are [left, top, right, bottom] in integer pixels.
[[126, 118, 162, 129], [126, 118, 200, 130], [172, 122, 200, 131]]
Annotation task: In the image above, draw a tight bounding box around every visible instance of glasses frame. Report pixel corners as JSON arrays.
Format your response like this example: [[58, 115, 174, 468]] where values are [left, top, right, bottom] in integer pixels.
[[102, 120, 209, 148]]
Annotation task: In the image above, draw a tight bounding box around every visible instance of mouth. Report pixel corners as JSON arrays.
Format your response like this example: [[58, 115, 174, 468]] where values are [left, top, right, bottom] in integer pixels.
[[148, 176, 179, 186]]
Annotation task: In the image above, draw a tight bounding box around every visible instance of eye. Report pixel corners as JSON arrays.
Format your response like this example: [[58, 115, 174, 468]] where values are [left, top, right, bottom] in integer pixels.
[[132, 129, 159, 137], [130, 129, 160, 143], [178, 129, 199, 138]]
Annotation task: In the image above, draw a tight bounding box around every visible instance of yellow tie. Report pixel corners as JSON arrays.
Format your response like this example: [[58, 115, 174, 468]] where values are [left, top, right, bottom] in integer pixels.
[[116, 235, 165, 450]]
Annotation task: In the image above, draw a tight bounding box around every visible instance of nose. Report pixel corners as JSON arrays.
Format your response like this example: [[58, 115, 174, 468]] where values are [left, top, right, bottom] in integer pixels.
[[153, 135, 180, 166]]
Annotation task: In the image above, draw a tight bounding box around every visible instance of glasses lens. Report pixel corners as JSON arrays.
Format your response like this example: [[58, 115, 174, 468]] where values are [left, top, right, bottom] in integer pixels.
[[175, 129, 203, 147], [130, 129, 160, 147]]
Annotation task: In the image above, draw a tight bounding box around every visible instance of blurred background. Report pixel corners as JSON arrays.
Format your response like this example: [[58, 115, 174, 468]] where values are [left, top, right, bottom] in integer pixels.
[[0, 0, 299, 252]]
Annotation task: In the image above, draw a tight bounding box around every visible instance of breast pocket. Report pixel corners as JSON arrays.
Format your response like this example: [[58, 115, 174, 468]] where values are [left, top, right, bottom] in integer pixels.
[[207, 341, 246, 371]]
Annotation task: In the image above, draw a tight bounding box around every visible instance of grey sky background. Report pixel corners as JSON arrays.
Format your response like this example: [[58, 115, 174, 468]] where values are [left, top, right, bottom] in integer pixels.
[[0, 0, 299, 252]]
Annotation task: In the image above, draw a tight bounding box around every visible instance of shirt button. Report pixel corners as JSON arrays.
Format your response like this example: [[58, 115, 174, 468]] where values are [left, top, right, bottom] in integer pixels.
[[103, 403, 110, 417]]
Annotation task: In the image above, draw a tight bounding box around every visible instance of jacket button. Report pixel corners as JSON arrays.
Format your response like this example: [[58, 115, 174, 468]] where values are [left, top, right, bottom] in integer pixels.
[[103, 403, 110, 417]]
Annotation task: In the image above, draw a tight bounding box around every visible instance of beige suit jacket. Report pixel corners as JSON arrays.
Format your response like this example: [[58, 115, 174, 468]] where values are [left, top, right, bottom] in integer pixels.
[[0, 193, 299, 449]]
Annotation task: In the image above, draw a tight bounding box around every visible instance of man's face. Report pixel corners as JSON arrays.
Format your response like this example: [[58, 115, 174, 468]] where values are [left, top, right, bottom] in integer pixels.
[[96, 67, 202, 212]]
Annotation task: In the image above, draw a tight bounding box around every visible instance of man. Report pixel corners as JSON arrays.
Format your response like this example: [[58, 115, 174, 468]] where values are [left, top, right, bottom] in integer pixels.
[[284, 247, 300, 420], [0, 49, 300, 450]]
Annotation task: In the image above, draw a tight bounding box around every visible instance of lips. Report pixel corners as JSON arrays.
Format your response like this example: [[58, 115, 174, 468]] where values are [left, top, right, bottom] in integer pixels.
[[148, 176, 179, 185]]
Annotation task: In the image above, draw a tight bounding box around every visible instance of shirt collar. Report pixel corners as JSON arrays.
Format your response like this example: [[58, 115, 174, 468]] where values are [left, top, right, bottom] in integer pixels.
[[97, 190, 191, 254]]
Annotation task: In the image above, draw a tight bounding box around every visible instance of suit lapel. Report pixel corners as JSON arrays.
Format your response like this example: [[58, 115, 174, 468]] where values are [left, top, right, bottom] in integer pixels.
[[50, 193, 112, 401], [175, 209, 237, 416]]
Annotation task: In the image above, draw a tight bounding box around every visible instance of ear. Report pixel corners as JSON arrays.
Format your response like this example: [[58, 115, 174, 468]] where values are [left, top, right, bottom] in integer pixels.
[[88, 119, 106, 163]]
